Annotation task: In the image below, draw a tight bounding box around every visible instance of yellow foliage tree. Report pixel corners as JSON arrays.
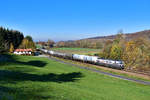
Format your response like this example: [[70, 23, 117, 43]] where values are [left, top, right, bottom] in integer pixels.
[[133, 37, 150, 68], [122, 41, 141, 69], [9, 43, 14, 53], [19, 38, 36, 50], [110, 44, 123, 60]]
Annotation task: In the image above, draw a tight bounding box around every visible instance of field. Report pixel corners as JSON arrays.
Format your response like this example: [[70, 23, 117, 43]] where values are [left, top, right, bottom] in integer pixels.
[[0, 55, 150, 100], [50, 47, 101, 55]]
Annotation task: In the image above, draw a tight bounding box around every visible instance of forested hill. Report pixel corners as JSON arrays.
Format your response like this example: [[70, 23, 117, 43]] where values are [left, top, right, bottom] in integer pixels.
[[86, 30, 150, 40], [56, 29, 150, 49]]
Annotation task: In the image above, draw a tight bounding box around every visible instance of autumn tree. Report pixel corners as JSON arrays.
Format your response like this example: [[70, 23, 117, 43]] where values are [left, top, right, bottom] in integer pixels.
[[99, 40, 113, 58], [56, 41, 65, 47], [9, 43, 14, 53], [110, 44, 123, 60], [122, 41, 142, 69], [121, 36, 150, 70], [134, 37, 150, 68], [19, 38, 36, 50], [45, 39, 55, 49], [99, 33, 125, 60]]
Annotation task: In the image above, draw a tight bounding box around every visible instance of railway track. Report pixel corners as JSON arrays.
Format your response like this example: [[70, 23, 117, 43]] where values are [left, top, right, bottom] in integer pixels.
[[43, 55, 150, 85]]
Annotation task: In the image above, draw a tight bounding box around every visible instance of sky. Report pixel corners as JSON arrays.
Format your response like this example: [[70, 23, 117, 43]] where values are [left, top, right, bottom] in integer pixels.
[[0, 0, 150, 41]]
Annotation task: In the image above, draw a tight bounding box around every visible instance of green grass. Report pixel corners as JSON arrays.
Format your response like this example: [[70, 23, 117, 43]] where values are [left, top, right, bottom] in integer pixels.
[[0, 55, 150, 100], [55, 56, 150, 82], [50, 47, 101, 55], [36, 44, 42, 49]]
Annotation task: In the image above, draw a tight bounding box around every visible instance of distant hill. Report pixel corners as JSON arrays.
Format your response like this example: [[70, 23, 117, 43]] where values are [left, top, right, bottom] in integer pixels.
[[56, 29, 150, 48], [85, 30, 150, 41]]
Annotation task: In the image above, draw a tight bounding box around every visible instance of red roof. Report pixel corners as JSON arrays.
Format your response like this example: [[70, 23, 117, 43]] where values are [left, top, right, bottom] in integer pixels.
[[14, 49, 32, 52]]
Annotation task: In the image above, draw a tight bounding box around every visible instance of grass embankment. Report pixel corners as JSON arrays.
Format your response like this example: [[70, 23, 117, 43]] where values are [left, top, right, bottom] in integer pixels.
[[0, 54, 150, 100], [50, 47, 101, 55], [52, 56, 150, 82], [50, 48, 150, 81]]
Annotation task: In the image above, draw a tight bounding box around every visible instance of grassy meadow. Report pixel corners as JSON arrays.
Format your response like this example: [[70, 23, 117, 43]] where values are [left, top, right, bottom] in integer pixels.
[[50, 47, 101, 55], [0, 54, 150, 100]]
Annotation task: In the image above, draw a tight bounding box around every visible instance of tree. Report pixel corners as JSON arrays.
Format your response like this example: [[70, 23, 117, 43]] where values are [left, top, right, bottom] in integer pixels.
[[0, 27, 24, 53], [122, 41, 142, 69], [9, 43, 14, 53], [110, 44, 123, 60], [19, 38, 36, 50], [0, 42, 4, 53], [133, 37, 150, 68], [113, 33, 124, 44], [47, 39, 55, 48], [25, 35, 33, 42], [99, 40, 113, 58]]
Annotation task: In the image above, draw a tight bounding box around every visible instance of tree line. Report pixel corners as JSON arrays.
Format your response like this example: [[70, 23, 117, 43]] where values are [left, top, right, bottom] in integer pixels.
[[56, 39, 103, 49], [0, 27, 24, 52], [36, 39, 55, 49], [0, 27, 35, 53], [100, 33, 150, 71]]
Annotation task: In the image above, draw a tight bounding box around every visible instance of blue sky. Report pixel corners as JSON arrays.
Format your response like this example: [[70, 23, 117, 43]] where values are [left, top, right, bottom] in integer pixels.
[[0, 0, 150, 41]]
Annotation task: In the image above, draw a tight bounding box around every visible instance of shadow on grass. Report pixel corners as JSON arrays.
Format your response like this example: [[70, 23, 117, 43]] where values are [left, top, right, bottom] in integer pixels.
[[0, 70, 83, 83], [0, 54, 47, 67], [0, 85, 53, 100], [0, 86, 12, 93], [17, 60, 47, 67], [0, 86, 14, 100], [0, 70, 83, 100], [0, 54, 84, 99]]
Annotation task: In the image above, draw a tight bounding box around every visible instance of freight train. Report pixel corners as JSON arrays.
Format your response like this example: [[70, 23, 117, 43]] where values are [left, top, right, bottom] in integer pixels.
[[40, 49, 124, 70]]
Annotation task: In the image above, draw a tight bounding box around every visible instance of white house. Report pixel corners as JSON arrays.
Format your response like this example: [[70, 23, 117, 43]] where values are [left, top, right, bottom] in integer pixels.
[[14, 49, 33, 55]]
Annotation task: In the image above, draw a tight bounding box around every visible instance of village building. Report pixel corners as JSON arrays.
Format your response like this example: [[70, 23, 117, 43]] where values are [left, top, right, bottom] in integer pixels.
[[14, 49, 33, 55]]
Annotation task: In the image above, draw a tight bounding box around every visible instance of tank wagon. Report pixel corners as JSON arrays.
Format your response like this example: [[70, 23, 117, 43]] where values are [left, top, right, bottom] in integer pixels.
[[40, 49, 124, 70]]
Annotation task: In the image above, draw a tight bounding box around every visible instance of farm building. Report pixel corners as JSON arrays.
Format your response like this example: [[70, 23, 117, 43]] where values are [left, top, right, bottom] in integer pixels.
[[14, 49, 33, 55]]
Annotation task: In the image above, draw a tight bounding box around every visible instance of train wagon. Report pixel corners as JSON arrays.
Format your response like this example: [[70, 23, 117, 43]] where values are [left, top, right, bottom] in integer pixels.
[[40, 49, 124, 70]]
